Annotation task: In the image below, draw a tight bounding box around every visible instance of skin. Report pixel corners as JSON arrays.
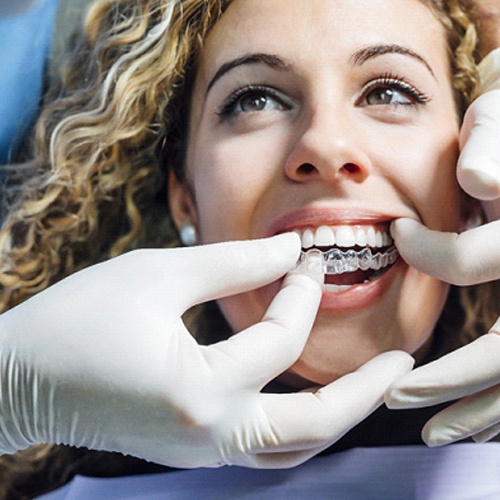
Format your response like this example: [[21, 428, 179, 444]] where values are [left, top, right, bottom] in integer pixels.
[[170, 0, 467, 386]]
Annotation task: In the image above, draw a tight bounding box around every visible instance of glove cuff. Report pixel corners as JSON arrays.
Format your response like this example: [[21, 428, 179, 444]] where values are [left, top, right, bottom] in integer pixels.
[[478, 47, 500, 93]]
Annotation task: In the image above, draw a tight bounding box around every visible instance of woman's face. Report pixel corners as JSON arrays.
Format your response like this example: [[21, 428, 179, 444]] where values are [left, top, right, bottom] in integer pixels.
[[171, 0, 465, 385]]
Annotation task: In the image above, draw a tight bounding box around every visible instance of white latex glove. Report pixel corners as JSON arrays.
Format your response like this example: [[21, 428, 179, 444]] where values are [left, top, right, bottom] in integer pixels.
[[385, 57, 500, 445], [458, 89, 500, 220], [385, 215, 500, 446], [0, 233, 413, 468], [458, 48, 500, 220]]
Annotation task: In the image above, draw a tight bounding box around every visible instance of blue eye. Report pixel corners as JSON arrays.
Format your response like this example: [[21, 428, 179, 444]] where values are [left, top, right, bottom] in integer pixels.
[[218, 86, 289, 117]]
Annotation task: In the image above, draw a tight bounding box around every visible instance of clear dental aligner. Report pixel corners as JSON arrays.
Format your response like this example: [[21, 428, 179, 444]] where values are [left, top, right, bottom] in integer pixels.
[[299, 246, 399, 275]]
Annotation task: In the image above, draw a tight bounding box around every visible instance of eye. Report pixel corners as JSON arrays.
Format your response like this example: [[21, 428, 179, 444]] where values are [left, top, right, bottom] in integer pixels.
[[217, 85, 290, 117], [361, 76, 430, 107], [365, 87, 413, 105], [239, 91, 281, 112]]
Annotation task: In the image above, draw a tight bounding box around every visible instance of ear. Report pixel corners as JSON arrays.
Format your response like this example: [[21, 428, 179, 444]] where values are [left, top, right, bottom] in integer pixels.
[[168, 169, 198, 231]]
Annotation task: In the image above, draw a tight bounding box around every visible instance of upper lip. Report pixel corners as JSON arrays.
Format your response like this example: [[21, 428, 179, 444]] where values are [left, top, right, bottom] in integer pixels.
[[266, 206, 399, 237]]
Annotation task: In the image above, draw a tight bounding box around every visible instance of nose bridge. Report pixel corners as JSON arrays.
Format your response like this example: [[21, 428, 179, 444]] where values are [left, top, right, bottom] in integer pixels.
[[284, 97, 371, 183]]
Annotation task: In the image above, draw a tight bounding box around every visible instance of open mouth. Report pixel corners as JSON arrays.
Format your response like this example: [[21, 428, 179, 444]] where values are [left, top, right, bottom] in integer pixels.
[[296, 224, 399, 292]]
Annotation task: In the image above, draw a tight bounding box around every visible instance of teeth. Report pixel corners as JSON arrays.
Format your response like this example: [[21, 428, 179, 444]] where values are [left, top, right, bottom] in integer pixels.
[[298, 246, 399, 276], [335, 226, 356, 247], [324, 284, 355, 294], [315, 225, 335, 246], [298, 224, 393, 250], [355, 228, 368, 247], [302, 228, 314, 249], [366, 227, 377, 247]]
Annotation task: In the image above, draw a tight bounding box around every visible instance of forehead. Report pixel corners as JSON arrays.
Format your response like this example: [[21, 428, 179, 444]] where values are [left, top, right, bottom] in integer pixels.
[[196, 0, 448, 82]]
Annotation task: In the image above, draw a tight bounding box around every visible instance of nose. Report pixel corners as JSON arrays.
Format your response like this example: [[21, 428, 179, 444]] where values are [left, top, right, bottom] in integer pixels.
[[284, 106, 372, 184]]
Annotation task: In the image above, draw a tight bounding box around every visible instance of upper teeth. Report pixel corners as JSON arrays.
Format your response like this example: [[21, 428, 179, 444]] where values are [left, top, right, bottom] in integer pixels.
[[297, 224, 392, 249]]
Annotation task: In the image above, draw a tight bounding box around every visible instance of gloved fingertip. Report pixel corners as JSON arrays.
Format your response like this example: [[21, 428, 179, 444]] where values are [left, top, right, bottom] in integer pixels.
[[269, 232, 302, 259], [472, 433, 488, 444], [472, 424, 500, 444], [360, 350, 414, 377], [293, 250, 325, 287], [421, 424, 452, 448], [390, 218, 421, 241], [458, 163, 500, 201], [384, 386, 419, 409]]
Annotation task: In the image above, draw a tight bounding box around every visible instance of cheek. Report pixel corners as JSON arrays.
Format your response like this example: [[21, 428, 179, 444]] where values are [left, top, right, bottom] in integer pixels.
[[397, 271, 450, 356], [188, 134, 284, 243], [416, 144, 460, 227], [385, 124, 461, 230]]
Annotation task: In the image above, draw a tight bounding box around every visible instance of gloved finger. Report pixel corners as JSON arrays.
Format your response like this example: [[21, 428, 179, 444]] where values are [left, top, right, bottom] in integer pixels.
[[458, 90, 500, 201], [208, 255, 323, 388], [472, 421, 500, 444], [385, 334, 500, 409], [391, 218, 500, 285], [256, 351, 414, 453], [162, 233, 302, 311], [421, 384, 500, 447], [243, 444, 335, 469]]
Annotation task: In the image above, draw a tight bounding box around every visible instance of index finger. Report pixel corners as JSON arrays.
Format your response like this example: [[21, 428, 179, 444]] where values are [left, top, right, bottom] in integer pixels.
[[386, 333, 500, 408], [257, 351, 414, 454]]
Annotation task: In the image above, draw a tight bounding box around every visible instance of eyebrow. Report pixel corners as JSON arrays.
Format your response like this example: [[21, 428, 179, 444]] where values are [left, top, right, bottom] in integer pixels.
[[206, 44, 435, 96], [352, 44, 436, 79], [206, 53, 288, 95]]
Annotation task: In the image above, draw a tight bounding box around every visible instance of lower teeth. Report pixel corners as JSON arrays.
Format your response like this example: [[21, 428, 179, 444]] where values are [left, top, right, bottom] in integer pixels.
[[324, 284, 355, 294], [299, 246, 399, 276]]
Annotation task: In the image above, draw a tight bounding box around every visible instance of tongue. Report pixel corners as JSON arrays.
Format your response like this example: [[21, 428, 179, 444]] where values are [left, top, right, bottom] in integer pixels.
[[325, 269, 368, 286]]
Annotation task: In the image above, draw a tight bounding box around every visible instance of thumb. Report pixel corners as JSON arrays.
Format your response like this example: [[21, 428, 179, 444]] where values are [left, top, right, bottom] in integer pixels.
[[391, 218, 500, 285], [166, 233, 302, 311], [458, 90, 500, 201], [211, 253, 324, 388]]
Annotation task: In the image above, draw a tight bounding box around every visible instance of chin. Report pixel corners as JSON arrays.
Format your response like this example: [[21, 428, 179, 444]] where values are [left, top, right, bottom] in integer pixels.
[[286, 270, 449, 387]]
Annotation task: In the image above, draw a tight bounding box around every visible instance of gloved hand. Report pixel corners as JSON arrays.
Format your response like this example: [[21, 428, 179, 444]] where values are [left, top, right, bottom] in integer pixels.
[[0, 233, 413, 468], [385, 81, 500, 445], [386, 329, 500, 446], [385, 134, 500, 446], [458, 88, 500, 220]]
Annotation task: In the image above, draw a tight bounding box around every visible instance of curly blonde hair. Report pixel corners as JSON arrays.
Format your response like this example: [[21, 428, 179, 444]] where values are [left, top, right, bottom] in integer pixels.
[[0, 0, 496, 496]]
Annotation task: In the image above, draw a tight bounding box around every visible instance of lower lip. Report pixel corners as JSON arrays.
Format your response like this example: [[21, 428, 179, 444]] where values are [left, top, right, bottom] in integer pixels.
[[319, 259, 404, 312]]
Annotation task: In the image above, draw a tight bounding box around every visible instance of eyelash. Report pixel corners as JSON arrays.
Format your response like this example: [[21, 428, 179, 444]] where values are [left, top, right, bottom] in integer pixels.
[[216, 74, 430, 118], [361, 73, 430, 106]]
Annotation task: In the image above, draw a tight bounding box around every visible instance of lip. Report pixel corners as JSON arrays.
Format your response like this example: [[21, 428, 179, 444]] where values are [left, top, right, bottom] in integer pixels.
[[319, 258, 404, 312], [266, 206, 397, 237], [265, 206, 405, 314]]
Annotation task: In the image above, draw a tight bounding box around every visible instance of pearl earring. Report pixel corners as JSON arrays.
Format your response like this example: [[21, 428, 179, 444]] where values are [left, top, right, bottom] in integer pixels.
[[179, 223, 197, 246]]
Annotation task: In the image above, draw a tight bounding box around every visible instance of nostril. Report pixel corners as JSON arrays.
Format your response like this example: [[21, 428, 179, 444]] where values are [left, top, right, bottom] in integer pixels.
[[342, 163, 360, 174], [298, 163, 317, 175]]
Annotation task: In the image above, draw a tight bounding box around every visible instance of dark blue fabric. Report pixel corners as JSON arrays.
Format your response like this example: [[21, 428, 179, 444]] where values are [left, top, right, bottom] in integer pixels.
[[0, 0, 58, 165]]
